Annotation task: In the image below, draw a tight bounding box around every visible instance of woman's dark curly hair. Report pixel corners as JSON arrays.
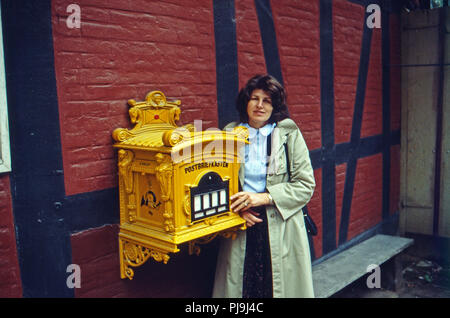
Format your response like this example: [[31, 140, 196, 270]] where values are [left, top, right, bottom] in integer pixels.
[[236, 74, 290, 124]]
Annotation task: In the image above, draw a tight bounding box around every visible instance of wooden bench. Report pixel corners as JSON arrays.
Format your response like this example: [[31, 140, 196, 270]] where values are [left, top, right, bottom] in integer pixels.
[[312, 234, 414, 298]]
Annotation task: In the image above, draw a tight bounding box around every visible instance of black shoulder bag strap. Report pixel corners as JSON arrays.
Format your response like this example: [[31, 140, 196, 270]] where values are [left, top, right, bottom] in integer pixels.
[[283, 141, 318, 236]]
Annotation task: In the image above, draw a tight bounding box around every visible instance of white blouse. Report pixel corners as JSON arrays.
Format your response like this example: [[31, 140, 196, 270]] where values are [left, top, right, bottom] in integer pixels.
[[240, 122, 276, 193]]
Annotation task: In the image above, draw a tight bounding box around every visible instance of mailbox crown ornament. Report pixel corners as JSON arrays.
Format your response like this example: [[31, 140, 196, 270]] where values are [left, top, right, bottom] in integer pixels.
[[113, 91, 247, 280]]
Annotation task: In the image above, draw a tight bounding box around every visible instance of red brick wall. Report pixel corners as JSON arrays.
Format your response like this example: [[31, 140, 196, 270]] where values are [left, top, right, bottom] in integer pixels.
[[335, 154, 383, 245], [52, 0, 218, 196], [51, 0, 220, 297], [334, 1, 364, 144], [348, 154, 383, 237], [235, 0, 266, 88], [0, 175, 22, 297], [272, 0, 321, 151], [331, 0, 395, 249], [362, 27, 382, 139]]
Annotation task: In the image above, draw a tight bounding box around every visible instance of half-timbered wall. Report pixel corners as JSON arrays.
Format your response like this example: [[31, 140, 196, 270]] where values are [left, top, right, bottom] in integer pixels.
[[0, 0, 401, 297]]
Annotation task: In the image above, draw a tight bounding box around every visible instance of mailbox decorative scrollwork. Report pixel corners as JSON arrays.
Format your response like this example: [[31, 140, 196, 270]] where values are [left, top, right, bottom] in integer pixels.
[[113, 91, 248, 280]]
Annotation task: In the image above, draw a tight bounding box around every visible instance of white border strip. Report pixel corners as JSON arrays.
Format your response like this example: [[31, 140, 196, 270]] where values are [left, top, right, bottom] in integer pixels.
[[0, 4, 11, 173]]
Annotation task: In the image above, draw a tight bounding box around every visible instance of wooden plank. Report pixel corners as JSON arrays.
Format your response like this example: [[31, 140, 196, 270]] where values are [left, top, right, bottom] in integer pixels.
[[312, 234, 413, 298], [400, 9, 439, 235], [439, 19, 450, 238]]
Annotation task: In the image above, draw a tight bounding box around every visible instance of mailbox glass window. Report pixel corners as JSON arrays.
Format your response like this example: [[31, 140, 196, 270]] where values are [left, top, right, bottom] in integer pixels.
[[191, 172, 229, 222]]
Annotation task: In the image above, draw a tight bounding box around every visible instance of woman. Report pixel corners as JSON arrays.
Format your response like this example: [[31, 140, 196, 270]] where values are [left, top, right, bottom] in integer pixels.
[[213, 74, 316, 298]]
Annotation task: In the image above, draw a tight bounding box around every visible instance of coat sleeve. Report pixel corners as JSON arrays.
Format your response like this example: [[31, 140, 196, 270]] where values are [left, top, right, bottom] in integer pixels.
[[266, 128, 315, 221]]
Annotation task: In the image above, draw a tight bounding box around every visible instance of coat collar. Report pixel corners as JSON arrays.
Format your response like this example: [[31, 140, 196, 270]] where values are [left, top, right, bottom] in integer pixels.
[[225, 118, 297, 137], [226, 119, 299, 187], [239, 122, 276, 139]]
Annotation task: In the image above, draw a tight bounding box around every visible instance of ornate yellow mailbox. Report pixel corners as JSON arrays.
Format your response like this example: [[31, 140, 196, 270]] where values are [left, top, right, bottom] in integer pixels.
[[112, 91, 247, 279]]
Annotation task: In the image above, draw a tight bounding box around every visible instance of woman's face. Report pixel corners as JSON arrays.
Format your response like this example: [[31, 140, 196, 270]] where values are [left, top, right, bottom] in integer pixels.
[[247, 89, 273, 128]]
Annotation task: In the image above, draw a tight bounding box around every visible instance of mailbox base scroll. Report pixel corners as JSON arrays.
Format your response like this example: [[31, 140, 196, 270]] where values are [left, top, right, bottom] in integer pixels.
[[119, 221, 246, 280], [119, 237, 172, 280]]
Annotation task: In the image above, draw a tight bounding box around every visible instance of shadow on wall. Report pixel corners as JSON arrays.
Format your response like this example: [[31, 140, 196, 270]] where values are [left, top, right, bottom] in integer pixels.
[[70, 224, 220, 298]]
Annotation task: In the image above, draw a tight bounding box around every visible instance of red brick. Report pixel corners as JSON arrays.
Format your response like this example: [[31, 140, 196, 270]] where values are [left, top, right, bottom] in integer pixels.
[[272, 0, 321, 150], [52, 0, 218, 195], [333, 0, 365, 144], [235, 0, 266, 88], [0, 175, 22, 297]]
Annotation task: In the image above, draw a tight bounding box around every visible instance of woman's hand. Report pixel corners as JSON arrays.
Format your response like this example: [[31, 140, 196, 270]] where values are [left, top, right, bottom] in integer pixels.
[[230, 192, 271, 227], [240, 210, 262, 227], [230, 191, 270, 212]]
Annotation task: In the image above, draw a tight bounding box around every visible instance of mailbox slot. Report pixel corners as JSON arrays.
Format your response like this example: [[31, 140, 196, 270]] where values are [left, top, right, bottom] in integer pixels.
[[190, 171, 229, 222]]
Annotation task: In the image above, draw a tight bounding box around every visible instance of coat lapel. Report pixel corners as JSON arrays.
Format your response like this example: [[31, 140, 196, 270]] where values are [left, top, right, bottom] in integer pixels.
[[267, 126, 288, 176], [239, 161, 245, 190]]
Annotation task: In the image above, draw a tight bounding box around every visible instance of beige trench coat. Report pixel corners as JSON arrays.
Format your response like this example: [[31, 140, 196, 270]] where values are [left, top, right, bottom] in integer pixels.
[[212, 118, 316, 298]]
